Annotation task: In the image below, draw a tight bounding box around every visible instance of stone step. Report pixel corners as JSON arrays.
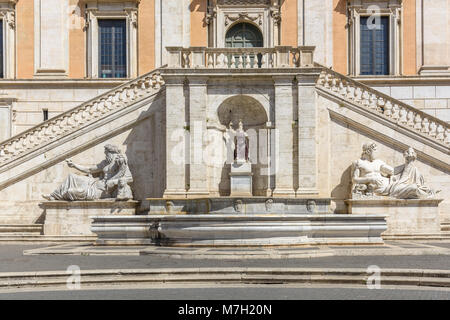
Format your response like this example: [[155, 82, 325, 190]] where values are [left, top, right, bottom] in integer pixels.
[[0, 268, 449, 289], [0, 234, 96, 242], [0, 224, 43, 235], [383, 234, 450, 240]]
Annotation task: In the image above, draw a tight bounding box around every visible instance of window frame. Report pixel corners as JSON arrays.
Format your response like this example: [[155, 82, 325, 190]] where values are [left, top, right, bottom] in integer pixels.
[[0, 3, 16, 79], [348, 1, 402, 76], [98, 19, 127, 79], [85, 2, 138, 79], [359, 16, 390, 75]]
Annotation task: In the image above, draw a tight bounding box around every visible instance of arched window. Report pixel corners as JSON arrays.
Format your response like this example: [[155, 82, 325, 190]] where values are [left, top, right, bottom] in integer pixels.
[[225, 23, 263, 48]]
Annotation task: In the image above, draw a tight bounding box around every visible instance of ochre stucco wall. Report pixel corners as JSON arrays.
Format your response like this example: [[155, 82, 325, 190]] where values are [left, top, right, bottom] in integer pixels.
[[17, 0, 34, 78], [69, 0, 86, 78], [281, 0, 297, 47], [138, 0, 156, 74], [333, 0, 347, 74], [403, 0, 417, 75], [190, 0, 208, 47]]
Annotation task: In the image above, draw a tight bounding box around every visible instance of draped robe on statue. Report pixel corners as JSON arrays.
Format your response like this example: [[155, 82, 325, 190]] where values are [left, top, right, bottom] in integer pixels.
[[388, 163, 435, 199]]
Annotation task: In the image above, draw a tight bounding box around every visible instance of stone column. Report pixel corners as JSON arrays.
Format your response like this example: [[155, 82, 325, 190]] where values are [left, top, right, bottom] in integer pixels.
[[187, 76, 209, 197], [272, 76, 295, 197], [163, 76, 187, 198], [297, 75, 319, 196]]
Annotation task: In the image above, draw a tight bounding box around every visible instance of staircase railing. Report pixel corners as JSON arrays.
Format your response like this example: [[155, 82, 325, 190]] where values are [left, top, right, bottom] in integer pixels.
[[0, 69, 166, 166], [315, 63, 450, 148]]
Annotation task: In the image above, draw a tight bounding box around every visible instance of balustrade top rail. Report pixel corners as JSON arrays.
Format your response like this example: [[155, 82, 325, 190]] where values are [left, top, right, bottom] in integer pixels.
[[166, 46, 316, 69]]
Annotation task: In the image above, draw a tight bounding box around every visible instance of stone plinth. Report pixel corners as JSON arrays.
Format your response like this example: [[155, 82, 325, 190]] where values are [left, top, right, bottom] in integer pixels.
[[42, 200, 139, 236], [346, 199, 443, 236], [229, 162, 252, 197], [91, 214, 387, 246]]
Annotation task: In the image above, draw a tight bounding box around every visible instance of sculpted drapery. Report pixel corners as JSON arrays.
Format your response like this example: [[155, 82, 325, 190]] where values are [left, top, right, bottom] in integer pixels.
[[43, 144, 133, 201], [351, 143, 437, 199]]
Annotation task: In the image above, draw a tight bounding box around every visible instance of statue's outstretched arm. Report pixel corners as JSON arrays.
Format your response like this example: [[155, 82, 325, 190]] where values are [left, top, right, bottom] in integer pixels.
[[66, 159, 102, 174]]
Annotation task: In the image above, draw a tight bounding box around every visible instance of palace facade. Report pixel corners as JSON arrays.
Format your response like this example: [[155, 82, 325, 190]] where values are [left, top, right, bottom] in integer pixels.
[[0, 0, 449, 242]]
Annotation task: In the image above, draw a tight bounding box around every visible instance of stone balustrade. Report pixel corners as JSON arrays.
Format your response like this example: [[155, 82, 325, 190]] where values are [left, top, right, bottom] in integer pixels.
[[166, 46, 315, 69], [0, 70, 165, 166], [316, 65, 450, 147]]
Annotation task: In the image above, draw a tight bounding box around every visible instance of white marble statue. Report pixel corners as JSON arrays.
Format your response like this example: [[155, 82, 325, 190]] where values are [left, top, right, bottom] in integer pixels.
[[224, 120, 249, 163], [351, 142, 395, 198], [234, 120, 249, 162], [42, 144, 133, 201], [388, 147, 438, 199], [351, 143, 438, 199]]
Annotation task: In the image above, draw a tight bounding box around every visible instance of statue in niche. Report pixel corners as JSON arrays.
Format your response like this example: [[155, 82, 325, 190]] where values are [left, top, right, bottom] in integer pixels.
[[388, 147, 438, 199], [226, 120, 249, 163], [351, 142, 395, 198], [42, 144, 133, 201], [351, 143, 438, 199]]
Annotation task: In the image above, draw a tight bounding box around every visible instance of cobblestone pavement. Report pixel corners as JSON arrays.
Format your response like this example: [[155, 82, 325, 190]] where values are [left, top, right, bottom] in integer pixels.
[[0, 241, 450, 272], [0, 285, 449, 300]]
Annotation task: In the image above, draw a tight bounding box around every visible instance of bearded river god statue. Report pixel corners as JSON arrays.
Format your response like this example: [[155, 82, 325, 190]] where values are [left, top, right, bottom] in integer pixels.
[[42, 144, 133, 201], [351, 143, 438, 200]]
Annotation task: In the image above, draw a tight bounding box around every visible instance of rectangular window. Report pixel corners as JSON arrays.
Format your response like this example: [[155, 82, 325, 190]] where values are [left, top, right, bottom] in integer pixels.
[[0, 21, 3, 78], [98, 19, 127, 78], [360, 16, 389, 75], [43, 109, 49, 121]]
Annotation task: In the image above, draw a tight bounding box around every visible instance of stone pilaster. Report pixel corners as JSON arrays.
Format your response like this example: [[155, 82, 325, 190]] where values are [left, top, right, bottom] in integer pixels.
[[297, 75, 319, 195], [187, 76, 209, 197], [163, 76, 187, 198], [272, 76, 295, 197]]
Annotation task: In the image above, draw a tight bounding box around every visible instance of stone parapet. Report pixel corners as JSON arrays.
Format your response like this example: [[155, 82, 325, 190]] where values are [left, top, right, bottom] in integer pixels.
[[346, 198, 443, 236], [42, 200, 139, 236]]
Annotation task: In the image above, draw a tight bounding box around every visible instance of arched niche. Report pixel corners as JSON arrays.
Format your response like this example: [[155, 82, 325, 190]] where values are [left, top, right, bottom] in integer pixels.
[[217, 95, 268, 129]]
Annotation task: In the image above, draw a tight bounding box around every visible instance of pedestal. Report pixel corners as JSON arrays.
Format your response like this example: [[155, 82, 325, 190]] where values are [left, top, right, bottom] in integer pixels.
[[42, 200, 139, 236], [229, 161, 253, 197], [346, 199, 443, 236]]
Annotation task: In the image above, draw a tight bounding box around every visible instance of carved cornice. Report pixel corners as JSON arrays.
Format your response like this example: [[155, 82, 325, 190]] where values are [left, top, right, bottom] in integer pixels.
[[225, 13, 262, 26], [216, 0, 270, 6]]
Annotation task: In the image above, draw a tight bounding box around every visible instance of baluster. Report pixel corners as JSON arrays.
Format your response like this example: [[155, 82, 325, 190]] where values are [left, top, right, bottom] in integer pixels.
[[323, 74, 331, 89], [354, 87, 362, 102], [260, 52, 266, 68], [207, 53, 214, 68], [406, 111, 414, 127], [338, 80, 347, 96], [237, 55, 243, 69], [331, 77, 338, 92], [436, 125, 445, 141], [429, 121, 437, 137], [398, 107, 407, 124], [231, 55, 236, 68], [223, 54, 229, 68], [376, 97, 384, 113], [361, 90, 370, 107], [413, 114, 422, 130], [384, 101, 393, 117], [346, 83, 353, 100], [445, 129, 450, 145], [391, 104, 400, 121], [245, 52, 251, 68], [421, 117, 430, 133]]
